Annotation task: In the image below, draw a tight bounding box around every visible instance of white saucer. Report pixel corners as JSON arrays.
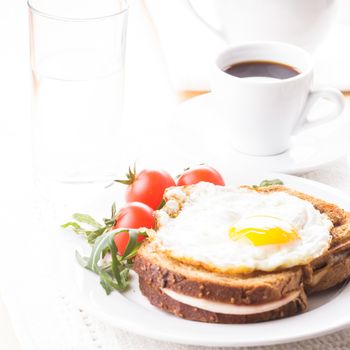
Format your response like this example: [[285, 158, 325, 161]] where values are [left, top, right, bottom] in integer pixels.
[[167, 93, 350, 175]]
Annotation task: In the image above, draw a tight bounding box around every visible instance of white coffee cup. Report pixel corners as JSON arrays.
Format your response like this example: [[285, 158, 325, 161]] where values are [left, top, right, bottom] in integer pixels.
[[211, 42, 345, 156], [185, 0, 337, 51]]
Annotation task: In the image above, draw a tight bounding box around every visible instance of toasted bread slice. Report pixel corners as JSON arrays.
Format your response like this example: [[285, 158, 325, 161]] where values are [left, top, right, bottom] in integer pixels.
[[256, 186, 350, 294], [134, 245, 308, 323], [133, 185, 350, 323]]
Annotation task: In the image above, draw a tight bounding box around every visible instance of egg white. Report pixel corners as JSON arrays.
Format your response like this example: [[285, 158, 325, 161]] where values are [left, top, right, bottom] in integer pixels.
[[154, 182, 333, 273]]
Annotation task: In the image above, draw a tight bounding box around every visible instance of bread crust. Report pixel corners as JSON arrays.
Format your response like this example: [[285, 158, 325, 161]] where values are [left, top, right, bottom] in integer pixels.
[[133, 185, 350, 323], [138, 276, 307, 324], [133, 247, 303, 305]]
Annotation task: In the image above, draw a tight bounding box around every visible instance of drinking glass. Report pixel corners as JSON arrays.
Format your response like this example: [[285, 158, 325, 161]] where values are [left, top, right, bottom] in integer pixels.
[[28, 0, 128, 183]]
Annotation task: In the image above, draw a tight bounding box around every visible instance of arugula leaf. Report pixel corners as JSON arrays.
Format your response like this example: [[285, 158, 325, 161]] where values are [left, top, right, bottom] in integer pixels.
[[252, 179, 284, 189], [61, 203, 117, 245], [61, 222, 86, 235], [62, 204, 149, 293], [75, 250, 89, 268], [111, 202, 117, 219], [61, 222, 81, 230], [100, 277, 113, 295], [76, 228, 148, 294], [157, 199, 166, 210], [110, 235, 123, 286], [123, 231, 148, 260], [72, 213, 102, 229]]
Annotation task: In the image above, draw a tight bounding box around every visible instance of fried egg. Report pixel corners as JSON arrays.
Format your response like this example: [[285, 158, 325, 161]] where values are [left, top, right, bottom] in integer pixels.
[[154, 182, 332, 273]]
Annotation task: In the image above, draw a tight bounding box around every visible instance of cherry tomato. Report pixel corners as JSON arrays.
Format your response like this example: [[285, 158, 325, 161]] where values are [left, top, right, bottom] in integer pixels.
[[177, 165, 225, 186], [116, 167, 175, 209], [112, 202, 155, 255]]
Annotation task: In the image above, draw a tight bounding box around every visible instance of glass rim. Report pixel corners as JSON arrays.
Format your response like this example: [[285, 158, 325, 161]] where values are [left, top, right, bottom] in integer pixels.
[[27, 0, 128, 22]]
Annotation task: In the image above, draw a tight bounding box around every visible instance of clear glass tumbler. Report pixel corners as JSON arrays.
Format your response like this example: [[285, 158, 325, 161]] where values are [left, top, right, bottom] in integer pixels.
[[28, 0, 128, 183]]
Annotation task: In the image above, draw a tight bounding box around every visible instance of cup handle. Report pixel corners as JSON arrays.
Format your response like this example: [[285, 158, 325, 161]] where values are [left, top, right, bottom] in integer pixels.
[[292, 87, 345, 134], [184, 0, 226, 41]]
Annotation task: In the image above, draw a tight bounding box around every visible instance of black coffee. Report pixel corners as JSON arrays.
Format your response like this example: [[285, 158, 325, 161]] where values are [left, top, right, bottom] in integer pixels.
[[224, 60, 300, 80]]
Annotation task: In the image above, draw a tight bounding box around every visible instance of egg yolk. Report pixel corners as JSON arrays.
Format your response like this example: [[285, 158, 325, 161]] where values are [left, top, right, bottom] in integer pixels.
[[229, 216, 300, 246]]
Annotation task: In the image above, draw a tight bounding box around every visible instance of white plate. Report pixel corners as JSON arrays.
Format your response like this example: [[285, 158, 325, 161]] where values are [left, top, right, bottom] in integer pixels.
[[57, 173, 350, 347], [166, 93, 350, 175]]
